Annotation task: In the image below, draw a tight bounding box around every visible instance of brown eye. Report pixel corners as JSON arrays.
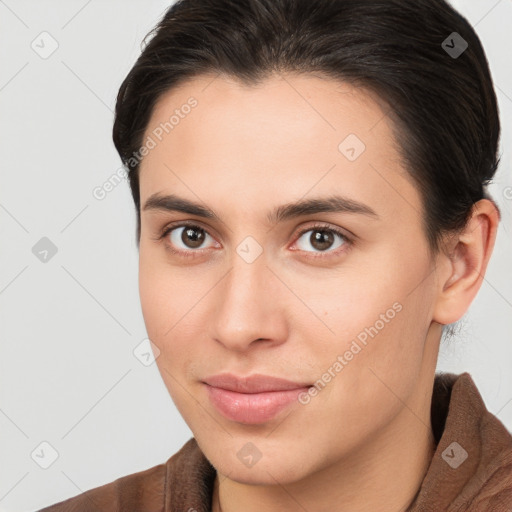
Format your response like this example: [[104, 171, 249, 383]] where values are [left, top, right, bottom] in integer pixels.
[[295, 225, 349, 255], [180, 226, 206, 248], [310, 230, 335, 251], [163, 224, 215, 252]]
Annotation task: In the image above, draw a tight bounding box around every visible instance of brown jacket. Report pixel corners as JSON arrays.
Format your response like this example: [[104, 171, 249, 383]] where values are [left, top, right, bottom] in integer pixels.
[[38, 372, 512, 511]]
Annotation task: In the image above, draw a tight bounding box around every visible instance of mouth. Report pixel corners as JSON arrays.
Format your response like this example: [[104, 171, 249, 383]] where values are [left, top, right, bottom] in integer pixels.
[[202, 373, 312, 424]]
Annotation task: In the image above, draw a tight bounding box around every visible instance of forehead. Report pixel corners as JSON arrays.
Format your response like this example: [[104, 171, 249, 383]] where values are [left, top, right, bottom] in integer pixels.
[[138, 72, 420, 225], [145, 72, 394, 154]]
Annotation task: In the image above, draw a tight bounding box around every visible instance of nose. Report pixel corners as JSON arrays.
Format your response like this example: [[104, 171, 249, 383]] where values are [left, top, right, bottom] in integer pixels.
[[209, 255, 288, 353]]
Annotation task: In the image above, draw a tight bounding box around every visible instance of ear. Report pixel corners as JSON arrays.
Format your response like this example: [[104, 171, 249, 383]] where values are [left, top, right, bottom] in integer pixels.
[[432, 199, 500, 325]]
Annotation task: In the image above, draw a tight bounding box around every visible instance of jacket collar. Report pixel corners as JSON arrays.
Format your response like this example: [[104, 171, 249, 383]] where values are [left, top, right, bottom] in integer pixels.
[[409, 372, 512, 510]]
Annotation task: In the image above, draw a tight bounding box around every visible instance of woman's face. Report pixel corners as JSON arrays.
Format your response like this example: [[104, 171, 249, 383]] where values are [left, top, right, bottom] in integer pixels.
[[138, 73, 443, 484]]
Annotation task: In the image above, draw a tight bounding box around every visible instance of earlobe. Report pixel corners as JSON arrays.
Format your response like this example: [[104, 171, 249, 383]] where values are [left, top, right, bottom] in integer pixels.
[[433, 199, 499, 325]]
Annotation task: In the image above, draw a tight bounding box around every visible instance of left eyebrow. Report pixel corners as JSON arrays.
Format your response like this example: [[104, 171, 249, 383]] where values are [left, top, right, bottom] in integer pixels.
[[142, 193, 379, 224], [267, 195, 379, 224]]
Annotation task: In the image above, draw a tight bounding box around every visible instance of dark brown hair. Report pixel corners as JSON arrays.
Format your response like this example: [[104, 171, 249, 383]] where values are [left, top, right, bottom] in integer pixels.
[[112, 0, 501, 250]]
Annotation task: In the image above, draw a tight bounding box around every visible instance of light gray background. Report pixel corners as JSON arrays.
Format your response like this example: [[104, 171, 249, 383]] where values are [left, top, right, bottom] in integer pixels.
[[1, 1, 511, 510]]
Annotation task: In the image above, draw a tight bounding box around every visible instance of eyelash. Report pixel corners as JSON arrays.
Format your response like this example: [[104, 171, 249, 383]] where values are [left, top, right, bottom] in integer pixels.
[[156, 221, 353, 260]]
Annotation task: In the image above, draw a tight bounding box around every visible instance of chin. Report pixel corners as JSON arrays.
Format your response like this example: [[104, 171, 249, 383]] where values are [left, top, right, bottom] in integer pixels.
[[205, 440, 311, 485], [223, 461, 307, 486]]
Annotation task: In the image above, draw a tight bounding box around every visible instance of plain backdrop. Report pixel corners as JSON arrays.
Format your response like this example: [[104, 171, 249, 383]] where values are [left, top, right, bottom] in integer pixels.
[[0, 1, 511, 510]]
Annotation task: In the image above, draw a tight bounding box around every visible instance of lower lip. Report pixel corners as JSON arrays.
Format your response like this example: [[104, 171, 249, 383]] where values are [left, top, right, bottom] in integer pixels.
[[204, 384, 311, 424]]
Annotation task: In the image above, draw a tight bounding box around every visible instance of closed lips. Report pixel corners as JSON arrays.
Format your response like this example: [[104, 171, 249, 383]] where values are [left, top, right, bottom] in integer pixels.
[[202, 373, 312, 393]]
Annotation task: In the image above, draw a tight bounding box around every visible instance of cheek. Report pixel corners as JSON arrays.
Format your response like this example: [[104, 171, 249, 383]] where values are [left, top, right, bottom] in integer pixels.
[[300, 301, 430, 453], [138, 251, 203, 371], [138, 249, 182, 348], [320, 288, 434, 424], [286, 263, 404, 357], [139, 261, 198, 411], [302, 254, 434, 398], [138, 258, 164, 336]]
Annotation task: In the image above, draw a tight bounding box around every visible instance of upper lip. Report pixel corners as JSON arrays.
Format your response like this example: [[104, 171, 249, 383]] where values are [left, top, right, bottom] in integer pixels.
[[203, 373, 311, 393]]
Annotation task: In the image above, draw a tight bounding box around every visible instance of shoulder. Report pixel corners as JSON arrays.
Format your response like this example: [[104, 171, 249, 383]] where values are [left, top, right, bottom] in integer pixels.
[[37, 437, 215, 512], [414, 372, 512, 511], [37, 458, 167, 511], [453, 373, 512, 509]]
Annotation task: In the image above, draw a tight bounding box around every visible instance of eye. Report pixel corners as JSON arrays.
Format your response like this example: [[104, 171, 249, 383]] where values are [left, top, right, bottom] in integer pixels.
[[156, 221, 352, 260], [293, 224, 350, 257], [159, 222, 218, 257]]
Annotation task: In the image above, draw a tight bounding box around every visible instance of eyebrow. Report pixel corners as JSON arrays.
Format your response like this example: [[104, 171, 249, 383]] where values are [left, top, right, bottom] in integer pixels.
[[142, 193, 379, 224]]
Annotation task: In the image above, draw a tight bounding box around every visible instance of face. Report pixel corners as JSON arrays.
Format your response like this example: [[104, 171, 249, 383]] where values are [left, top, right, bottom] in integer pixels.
[[138, 73, 442, 484]]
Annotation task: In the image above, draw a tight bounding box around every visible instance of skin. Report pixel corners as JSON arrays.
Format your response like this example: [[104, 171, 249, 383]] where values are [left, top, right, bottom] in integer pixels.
[[137, 73, 498, 512]]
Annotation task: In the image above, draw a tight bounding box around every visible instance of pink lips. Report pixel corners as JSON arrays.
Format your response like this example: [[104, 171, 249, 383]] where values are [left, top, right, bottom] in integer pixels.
[[203, 373, 311, 424]]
